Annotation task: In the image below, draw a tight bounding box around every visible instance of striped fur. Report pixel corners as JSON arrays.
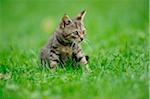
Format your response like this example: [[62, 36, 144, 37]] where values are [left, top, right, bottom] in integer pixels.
[[40, 10, 89, 70]]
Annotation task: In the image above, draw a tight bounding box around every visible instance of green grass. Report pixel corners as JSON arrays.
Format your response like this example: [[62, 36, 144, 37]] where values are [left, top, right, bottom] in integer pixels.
[[0, 0, 149, 99]]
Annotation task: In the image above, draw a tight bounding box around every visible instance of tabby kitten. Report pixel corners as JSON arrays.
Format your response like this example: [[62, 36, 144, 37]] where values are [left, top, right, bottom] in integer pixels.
[[40, 10, 90, 72]]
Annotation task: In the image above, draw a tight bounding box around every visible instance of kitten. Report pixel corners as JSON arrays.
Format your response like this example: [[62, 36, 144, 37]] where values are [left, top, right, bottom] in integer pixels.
[[40, 10, 90, 72]]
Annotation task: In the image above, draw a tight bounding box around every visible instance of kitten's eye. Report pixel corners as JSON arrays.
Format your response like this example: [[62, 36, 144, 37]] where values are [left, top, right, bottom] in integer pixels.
[[74, 31, 79, 35]]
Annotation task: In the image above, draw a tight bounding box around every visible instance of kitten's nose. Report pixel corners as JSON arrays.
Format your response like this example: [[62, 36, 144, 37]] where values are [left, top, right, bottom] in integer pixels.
[[80, 38, 83, 41]]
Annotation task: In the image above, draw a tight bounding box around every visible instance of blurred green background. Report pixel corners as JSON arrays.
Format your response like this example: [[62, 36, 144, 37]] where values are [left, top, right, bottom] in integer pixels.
[[0, 0, 149, 99]]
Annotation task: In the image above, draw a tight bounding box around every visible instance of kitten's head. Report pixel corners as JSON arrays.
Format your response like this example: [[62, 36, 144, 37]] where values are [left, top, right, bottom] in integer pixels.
[[59, 10, 86, 43]]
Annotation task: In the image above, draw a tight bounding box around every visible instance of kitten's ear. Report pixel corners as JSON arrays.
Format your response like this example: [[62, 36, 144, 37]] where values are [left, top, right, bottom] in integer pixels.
[[76, 10, 86, 21], [60, 14, 72, 28]]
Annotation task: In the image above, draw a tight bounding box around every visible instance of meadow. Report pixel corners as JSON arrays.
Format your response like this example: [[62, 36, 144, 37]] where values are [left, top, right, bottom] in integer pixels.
[[0, 0, 149, 99]]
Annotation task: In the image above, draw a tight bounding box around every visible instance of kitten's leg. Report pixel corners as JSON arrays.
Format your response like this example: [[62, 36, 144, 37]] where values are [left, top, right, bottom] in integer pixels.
[[48, 50, 60, 70], [73, 46, 91, 72], [49, 60, 58, 69], [79, 55, 91, 73]]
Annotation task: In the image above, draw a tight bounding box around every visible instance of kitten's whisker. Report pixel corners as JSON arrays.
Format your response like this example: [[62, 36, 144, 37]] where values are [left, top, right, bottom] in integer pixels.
[[84, 38, 90, 43], [83, 39, 93, 52]]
